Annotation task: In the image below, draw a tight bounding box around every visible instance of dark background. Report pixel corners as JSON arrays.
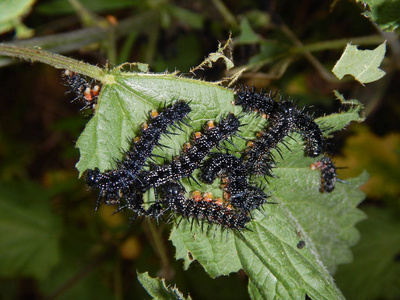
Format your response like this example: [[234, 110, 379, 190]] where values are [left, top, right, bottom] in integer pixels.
[[0, 0, 399, 299]]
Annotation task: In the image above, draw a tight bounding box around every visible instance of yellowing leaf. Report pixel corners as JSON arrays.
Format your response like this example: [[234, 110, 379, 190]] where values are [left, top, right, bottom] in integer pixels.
[[120, 236, 141, 260], [99, 204, 126, 228], [335, 124, 400, 198], [332, 42, 386, 85]]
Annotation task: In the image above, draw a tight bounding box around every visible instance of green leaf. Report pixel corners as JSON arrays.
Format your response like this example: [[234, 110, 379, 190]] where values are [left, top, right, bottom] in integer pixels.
[[167, 5, 204, 29], [335, 207, 400, 300], [170, 137, 367, 299], [137, 271, 191, 300], [0, 0, 36, 38], [0, 182, 62, 279], [332, 42, 386, 85], [168, 101, 366, 299], [359, 0, 400, 32], [244, 10, 271, 29], [189, 37, 235, 72], [171, 222, 242, 276], [76, 70, 239, 175], [74, 62, 367, 298], [248, 40, 290, 66], [318, 90, 365, 135], [237, 18, 261, 45]]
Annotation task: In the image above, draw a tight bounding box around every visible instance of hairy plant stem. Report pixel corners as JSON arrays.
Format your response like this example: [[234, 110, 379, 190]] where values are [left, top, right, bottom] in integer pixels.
[[245, 34, 385, 76], [0, 44, 105, 80]]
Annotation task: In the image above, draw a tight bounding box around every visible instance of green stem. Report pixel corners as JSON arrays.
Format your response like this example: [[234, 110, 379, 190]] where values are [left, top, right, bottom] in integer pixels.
[[105, 27, 118, 65], [280, 23, 338, 82], [143, 22, 160, 65], [289, 35, 384, 54], [211, 0, 238, 29], [118, 31, 139, 64], [68, 0, 102, 26], [114, 255, 123, 300], [246, 34, 385, 72], [67, 0, 119, 62], [146, 219, 170, 271], [0, 44, 105, 81]]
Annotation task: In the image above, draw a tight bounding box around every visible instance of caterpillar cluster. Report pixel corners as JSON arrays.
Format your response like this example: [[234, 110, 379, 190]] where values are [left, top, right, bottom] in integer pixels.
[[63, 70, 100, 110], [86, 102, 251, 228], [235, 87, 329, 176], [136, 113, 241, 191], [82, 85, 339, 232], [86, 100, 192, 206], [200, 153, 269, 213], [158, 183, 250, 231]]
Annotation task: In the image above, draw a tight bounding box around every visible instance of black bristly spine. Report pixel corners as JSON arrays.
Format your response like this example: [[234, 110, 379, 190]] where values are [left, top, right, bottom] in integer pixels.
[[136, 113, 241, 191], [201, 153, 269, 213], [86, 100, 192, 208], [235, 87, 329, 177], [160, 182, 250, 231]]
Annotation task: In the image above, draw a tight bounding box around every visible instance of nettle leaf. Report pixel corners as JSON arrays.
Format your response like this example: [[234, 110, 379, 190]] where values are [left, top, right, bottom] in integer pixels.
[[332, 42, 386, 85], [76, 65, 366, 299], [319, 90, 365, 135], [0, 182, 62, 279], [358, 0, 400, 32], [76, 70, 240, 175], [138, 271, 192, 300], [170, 97, 364, 299], [170, 137, 367, 299]]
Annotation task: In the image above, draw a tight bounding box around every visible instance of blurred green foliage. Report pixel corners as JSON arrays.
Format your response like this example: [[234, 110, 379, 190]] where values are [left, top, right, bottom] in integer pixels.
[[0, 0, 399, 299]]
